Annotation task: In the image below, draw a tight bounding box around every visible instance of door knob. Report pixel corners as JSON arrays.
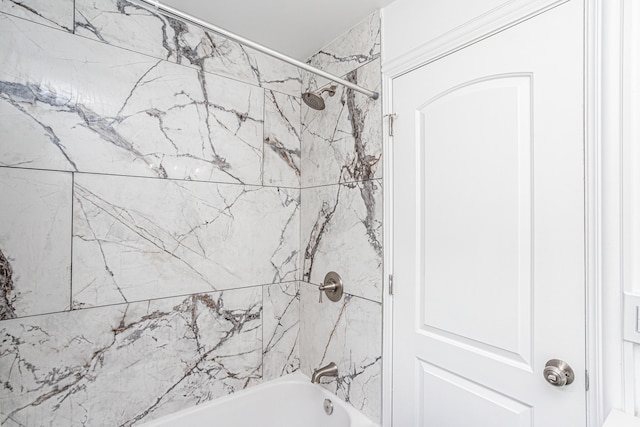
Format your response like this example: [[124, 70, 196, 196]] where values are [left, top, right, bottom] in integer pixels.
[[543, 359, 575, 387]]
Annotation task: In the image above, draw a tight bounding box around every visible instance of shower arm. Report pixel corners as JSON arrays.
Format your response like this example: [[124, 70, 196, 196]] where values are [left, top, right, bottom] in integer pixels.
[[130, 0, 380, 100]]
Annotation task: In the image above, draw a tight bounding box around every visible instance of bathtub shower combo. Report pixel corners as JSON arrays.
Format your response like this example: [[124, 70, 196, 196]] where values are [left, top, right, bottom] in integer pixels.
[[0, 0, 383, 424]]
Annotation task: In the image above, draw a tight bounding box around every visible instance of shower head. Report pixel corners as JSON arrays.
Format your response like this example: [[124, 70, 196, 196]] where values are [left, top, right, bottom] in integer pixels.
[[302, 92, 326, 110], [302, 85, 337, 110]]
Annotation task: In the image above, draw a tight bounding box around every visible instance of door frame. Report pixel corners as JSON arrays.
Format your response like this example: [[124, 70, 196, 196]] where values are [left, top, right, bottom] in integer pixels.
[[380, 0, 626, 425]]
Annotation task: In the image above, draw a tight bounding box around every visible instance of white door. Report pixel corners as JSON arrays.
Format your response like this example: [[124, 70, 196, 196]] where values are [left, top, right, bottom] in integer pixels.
[[391, 1, 586, 426]]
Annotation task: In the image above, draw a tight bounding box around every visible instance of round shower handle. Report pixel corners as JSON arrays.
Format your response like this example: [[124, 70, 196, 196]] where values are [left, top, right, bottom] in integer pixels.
[[543, 359, 575, 387], [318, 272, 344, 303]]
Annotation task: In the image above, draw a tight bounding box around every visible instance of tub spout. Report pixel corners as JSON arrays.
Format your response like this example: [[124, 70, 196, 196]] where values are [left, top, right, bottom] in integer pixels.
[[311, 362, 338, 384]]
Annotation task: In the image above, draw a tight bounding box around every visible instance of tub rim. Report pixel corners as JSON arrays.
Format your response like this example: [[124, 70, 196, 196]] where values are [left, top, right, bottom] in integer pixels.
[[138, 371, 378, 427]]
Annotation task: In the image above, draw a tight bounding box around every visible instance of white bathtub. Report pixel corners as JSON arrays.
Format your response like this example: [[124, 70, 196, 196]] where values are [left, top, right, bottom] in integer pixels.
[[140, 372, 378, 427]]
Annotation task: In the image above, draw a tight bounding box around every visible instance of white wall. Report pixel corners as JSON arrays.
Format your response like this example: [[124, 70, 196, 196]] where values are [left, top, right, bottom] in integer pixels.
[[622, 0, 640, 415], [382, 0, 507, 64], [381, 0, 569, 74]]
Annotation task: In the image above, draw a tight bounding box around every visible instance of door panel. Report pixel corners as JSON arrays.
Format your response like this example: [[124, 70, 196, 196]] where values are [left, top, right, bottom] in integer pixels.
[[419, 73, 533, 365], [419, 361, 533, 427], [392, 1, 585, 426]]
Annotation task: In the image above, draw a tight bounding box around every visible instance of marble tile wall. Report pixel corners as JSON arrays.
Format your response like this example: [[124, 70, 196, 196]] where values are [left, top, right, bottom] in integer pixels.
[[1, 284, 298, 426], [0, 0, 74, 32], [302, 179, 383, 302], [73, 0, 301, 97], [300, 283, 382, 422], [301, 58, 383, 187], [264, 90, 302, 187], [263, 282, 300, 381], [0, 168, 72, 318], [0, 0, 301, 424], [299, 11, 384, 424], [72, 174, 299, 308], [302, 12, 381, 94], [2, 288, 263, 426], [1, 0, 384, 424], [1, 13, 265, 184]]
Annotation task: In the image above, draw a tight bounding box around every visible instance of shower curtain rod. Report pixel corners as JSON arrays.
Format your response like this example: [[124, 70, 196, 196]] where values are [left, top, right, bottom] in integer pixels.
[[131, 0, 380, 100]]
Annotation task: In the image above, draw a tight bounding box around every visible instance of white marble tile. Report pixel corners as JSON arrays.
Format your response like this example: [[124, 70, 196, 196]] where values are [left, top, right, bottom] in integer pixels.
[[74, 0, 183, 61], [252, 51, 303, 98], [0, 287, 262, 426], [0, 168, 71, 320], [299, 282, 381, 423], [0, 14, 264, 185], [72, 173, 299, 308], [0, 0, 74, 32], [263, 90, 301, 187], [202, 72, 265, 184], [263, 282, 300, 381], [75, 0, 302, 97], [303, 12, 380, 92], [301, 180, 382, 303], [301, 59, 382, 187]]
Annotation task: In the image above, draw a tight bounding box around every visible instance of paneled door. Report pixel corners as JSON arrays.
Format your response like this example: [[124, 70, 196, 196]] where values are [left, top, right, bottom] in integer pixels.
[[391, 1, 586, 426]]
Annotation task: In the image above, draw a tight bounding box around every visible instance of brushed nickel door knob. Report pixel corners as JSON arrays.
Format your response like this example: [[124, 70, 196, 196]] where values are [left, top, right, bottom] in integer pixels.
[[543, 359, 575, 387]]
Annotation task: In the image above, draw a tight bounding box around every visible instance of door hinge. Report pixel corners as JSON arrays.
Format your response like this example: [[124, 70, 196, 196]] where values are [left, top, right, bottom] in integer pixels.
[[385, 113, 397, 137], [585, 370, 589, 391], [389, 274, 394, 295]]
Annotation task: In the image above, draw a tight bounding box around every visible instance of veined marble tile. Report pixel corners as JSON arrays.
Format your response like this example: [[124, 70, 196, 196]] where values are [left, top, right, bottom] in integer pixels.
[[75, 0, 302, 97], [0, 0, 73, 32], [72, 173, 299, 308], [301, 59, 382, 187], [0, 15, 264, 184], [301, 180, 382, 303], [0, 168, 71, 320], [299, 283, 381, 423], [263, 90, 301, 187], [303, 12, 380, 93], [201, 71, 264, 184], [263, 282, 299, 381], [251, 52, 303, 98], [0, 288, 262, 426]]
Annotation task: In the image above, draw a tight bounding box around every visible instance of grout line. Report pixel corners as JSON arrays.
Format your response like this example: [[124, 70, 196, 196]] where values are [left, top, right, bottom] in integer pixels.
[[261, 284, 265, 380], [299, 280, 382, 306], [298, 82, 304, 284], [69, 172, 75, 311], [297, 71, 305, 345], [0, 280, 299, 322], [261, 90, 267, 187], [300, 177, 384, 191], [0, 166, 301, 191]]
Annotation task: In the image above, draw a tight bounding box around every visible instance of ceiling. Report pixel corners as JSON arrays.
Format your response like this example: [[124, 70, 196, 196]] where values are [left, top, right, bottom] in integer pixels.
[[161, 0, 396, 60]]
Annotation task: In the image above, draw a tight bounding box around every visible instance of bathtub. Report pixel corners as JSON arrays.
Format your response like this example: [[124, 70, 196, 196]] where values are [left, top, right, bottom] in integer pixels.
[[140, 371, 378, 427]]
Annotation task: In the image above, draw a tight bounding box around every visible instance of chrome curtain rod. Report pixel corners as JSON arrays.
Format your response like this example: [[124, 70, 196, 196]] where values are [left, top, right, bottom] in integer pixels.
[[131, 0, 380, 100]]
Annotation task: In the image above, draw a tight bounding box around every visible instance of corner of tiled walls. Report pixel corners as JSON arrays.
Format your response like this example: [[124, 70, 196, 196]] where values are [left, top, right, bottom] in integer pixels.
[[298, 11, 384, 423], [0, 0, 301, 424], [1, 0, 383, 424]]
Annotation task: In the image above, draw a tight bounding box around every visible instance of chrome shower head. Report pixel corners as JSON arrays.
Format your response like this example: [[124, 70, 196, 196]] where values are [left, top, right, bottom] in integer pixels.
[[302, 85, 337, 111]]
